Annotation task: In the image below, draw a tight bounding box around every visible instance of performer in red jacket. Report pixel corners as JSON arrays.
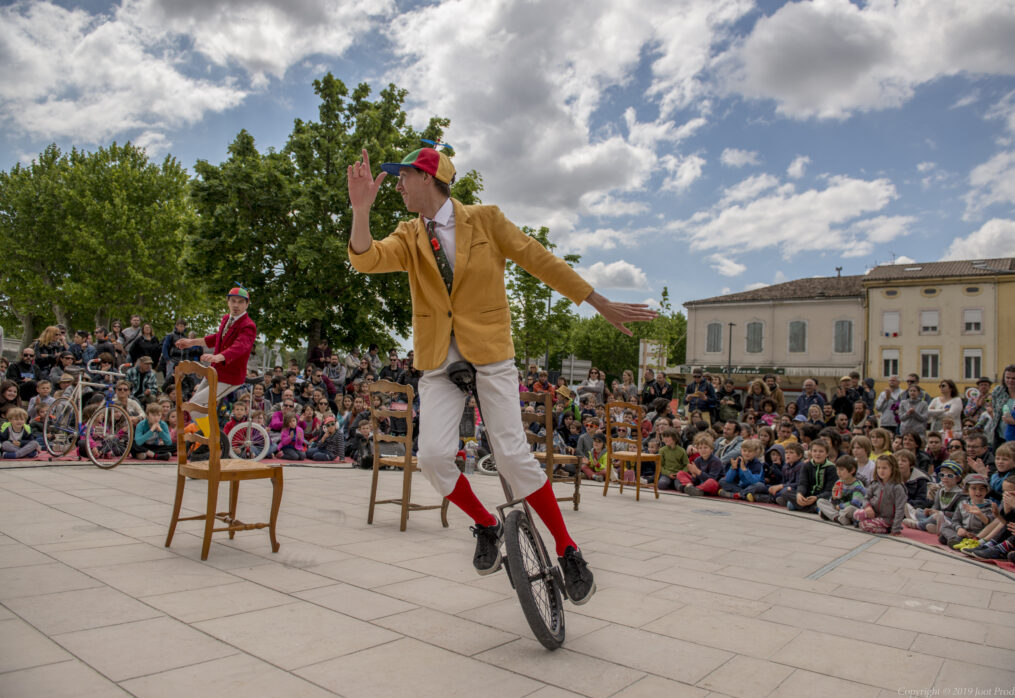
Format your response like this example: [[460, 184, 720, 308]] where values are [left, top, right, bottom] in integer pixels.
[[175, 286, 256, 407]]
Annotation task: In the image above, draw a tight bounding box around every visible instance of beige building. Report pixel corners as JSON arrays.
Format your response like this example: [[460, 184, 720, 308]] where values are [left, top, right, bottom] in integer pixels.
[[681, 276, 865, 393], [863, 258, 1015, 393]]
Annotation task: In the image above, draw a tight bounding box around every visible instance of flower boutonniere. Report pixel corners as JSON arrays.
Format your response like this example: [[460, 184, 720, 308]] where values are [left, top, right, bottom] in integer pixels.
[[430, 237, 440, 252]]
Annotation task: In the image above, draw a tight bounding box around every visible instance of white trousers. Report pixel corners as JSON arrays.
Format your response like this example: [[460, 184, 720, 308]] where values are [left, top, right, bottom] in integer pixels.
[[418, 337, 547, 499], [189, 377, 240, 410]]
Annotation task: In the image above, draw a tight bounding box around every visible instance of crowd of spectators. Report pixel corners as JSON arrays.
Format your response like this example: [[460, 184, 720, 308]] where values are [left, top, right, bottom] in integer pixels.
[[3, 321, 1013, 563]]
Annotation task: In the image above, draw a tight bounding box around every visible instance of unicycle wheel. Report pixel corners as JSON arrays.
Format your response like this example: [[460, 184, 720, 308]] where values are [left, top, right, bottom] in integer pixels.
[[502, 509, 565, 649]]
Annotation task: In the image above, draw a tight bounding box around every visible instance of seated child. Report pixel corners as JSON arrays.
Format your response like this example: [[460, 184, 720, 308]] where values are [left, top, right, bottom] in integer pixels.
[[744, 444, 785, 502], [223, 401, 249, 435], [346, 419, 374, 469], [657, 427, 689, 491], [132, 402, 174, 460], [26, 380, 54, 420], [816, 455, 867, 525], [307, 416, 345, 461], [850, 435, 876, 486], [853, 453, 908, 534], [279, 413, 307, 461], [1, 408, 40, 459], [935, 474, 994, 548], [988, 442, 1014, 504], [580, 432, 608, 481], [905, 460, 964, 532], [895, 448, 932, 519], [788, 438, 836, 513], [683, 434, 726, 497], [29, 403, 49, 445], [766, 442, 805, 505], [968, 472, 1015, 561], [718, 438, 765, 499]]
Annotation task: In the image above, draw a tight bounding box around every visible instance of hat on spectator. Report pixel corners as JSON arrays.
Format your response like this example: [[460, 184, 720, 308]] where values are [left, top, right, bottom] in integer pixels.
[[381, 147, 456, 185], [557, 386, 573, 401], [963, 473, 988, 487], [939, 460, 963, 479], [840, 375, 851, 382], [58, 374, 74, 384], [137, 356, 153, 365], [793, 414, 807, 422], [976, 376, 991, 385], [323, 416, 336, 426]]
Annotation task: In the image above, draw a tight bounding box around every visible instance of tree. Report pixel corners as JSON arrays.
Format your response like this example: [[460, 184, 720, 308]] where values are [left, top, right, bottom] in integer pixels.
[[0, 143, 211, 347], [186, 75, 483, 353], [567, 286, 686, 381], [505, 226, 580, 369]]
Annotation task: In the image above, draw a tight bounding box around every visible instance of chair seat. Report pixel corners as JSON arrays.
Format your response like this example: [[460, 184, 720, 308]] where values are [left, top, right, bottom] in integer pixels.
[[378, 455, 418, 468], [534, 452, 579, 463], [180, 458, 281, 480], [612, 451, 660, 460]]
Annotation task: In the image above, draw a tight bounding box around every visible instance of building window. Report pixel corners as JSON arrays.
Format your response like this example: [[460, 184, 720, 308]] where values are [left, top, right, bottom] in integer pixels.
[[920, 350, 940, 380], [920, 310, 939, 334], [963, 349, 982, 380], [882, 349, 900, 378], [745, 322, 763, 354], [705, 322, 722, 353], [963, 309, 983, 333], [833, 320, 853, 354], [922, 288, 938, 296], [788, 321, 807, 353], [883, 289, 899, 297], [883, 311, 900, 337], [964, 286, 981, 295]]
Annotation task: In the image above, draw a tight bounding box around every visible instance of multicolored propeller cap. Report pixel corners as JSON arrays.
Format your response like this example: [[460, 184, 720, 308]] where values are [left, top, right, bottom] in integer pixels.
[[381, 144, 456, 185]]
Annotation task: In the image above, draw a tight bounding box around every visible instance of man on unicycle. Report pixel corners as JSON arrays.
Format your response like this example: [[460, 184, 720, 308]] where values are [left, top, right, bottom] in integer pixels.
[[347, 145, 656, 605]]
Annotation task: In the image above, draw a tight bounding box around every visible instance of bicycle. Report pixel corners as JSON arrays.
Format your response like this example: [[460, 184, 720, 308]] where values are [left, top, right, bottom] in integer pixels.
[[446, 360, 567, 650], [43, 361, 135, 469]]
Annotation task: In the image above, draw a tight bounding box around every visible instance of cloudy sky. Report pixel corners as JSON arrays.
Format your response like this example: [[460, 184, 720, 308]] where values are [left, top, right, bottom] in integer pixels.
[[3, 0, 1015, 311]]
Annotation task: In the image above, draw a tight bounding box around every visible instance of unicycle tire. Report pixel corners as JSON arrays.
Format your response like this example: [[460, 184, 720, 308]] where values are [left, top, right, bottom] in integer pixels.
[[476, 453, 498, 476], [502, 509, 565, 649]]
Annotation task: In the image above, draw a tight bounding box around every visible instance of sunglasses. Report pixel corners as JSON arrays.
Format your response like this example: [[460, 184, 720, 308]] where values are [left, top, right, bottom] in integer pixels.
[[940, 472, 959, 478], [948, 444, 962, 450], [22, 353, 34, 357], [116, 387, 128, 392]]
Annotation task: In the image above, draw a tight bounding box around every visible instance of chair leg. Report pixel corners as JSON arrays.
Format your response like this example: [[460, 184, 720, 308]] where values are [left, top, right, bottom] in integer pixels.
[[399, 464, 412, 532], [602, 460, 611, 496], [228, 480, 239, 539], [367, 457, 381, 525], [165, 474, 186, 548], [573, 475, 581, 511], [201, 479, 219, 561], [440, 498, 450, 528], [635, 461, 641, 502], [268, 469, 282, 553], [653, 466, 660, 499]]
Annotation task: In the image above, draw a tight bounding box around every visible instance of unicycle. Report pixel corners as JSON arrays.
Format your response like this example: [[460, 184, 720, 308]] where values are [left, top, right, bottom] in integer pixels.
[[446, 361, 567, 650]]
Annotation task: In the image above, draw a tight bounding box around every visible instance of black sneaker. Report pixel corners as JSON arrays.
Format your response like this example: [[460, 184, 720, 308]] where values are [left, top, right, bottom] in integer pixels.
[[1008, 549, 1015, 564], [470, 521, 503, 575], [558, 546, 596, 605], [972, 543, 1006, 560], [684, 485, 704, 497]]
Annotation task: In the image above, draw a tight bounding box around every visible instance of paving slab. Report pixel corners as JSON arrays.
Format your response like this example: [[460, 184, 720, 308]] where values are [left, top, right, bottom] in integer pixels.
[[0, 462, 1011, 696]]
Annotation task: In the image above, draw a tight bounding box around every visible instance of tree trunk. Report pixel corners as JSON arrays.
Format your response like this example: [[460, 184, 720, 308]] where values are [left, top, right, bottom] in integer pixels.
[[51, 302, 69, 329], [94, 308, 109, 330], [306, 318, 322, 365], [16, 312, 37, 352]]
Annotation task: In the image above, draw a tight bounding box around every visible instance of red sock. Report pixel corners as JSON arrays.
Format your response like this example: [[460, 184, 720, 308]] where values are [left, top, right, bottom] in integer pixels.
[[446, 474, 497, 527], [524, 480, 577, 556]]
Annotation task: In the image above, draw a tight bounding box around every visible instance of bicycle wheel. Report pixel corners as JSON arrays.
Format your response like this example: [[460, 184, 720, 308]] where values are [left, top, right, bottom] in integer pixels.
[[44, 398, 79, 457], [476, 453, 498, 476], [228, 422, 271, 461], [85, 404, 134, 469], [502, 509, 566, 649]]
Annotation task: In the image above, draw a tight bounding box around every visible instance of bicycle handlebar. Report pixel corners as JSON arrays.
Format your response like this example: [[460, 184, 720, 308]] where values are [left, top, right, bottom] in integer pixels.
[[85, 359, 131, 379]]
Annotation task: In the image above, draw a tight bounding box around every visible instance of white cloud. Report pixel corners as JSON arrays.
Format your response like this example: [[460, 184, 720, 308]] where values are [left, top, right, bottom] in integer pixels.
[[951, 90, 980, 109], [941, 219, 1015, 260], [848, 215, 916, 244], [917, 161, 936, 173], [673, 175, 899, 257], [786, 155, 810, 179], [725, 0, 1015, 119], [580, 193, 649, 218], [895, 255, 917, 264], [719, 173, 780, 206], [720, 148, 760, 167], [661, 154, 706, 193], [0, 0, 390, 145], [708, 254, 747, 277], [743, 281, 768, 291], [773, 270, 787, 283], [576, 260, 649, 290], [986, 90, 1015, 138], [964, 150, 1015, 219], [560, 227, 629, 255]]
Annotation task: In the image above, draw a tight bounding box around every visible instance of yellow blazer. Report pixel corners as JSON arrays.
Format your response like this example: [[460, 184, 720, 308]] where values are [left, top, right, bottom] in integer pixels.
[[349, 199, 593, 370]]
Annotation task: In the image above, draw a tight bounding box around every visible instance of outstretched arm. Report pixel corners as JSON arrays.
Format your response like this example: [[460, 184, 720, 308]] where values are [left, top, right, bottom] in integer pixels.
[[348, 149, 387, 254], [584, 291, 658, 336]]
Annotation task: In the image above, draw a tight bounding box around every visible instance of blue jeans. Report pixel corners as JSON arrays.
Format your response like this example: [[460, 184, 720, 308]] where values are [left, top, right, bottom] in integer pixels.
[[280, 447, 305, 461], [306, 446, 335, 461]]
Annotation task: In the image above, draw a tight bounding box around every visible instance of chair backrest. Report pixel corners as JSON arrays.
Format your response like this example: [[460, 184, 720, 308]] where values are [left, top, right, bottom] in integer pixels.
[[519, 391, 558, 466], [605, 401, 645, 458], [366, 380, 414, 468], [174, 361, 222, 476]]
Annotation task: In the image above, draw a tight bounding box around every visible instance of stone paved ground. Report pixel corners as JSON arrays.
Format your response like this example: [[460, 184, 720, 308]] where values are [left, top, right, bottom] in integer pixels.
[[1, 462, 1013, 697]]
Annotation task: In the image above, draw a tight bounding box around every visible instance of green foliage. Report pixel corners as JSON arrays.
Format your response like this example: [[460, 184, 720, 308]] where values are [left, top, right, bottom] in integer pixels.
[[186, 75, 482, 352], [567, 286, 686, 382], [505, 227, 580, 368], [0, 142, 212, 342]]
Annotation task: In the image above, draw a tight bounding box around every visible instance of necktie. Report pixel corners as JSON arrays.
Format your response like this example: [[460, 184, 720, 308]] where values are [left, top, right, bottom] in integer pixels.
[[426, 220, 454, 295]]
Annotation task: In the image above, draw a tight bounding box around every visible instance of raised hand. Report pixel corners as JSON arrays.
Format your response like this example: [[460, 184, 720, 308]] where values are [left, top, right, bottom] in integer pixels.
[[347, 149, 386, 211]]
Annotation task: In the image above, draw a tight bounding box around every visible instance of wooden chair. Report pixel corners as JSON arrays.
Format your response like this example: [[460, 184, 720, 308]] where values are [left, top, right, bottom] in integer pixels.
[[165, 361, 283, 560], [520, 391, 581, 510], [603, 401, 661, 501], [366, 380, 449, 532]]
